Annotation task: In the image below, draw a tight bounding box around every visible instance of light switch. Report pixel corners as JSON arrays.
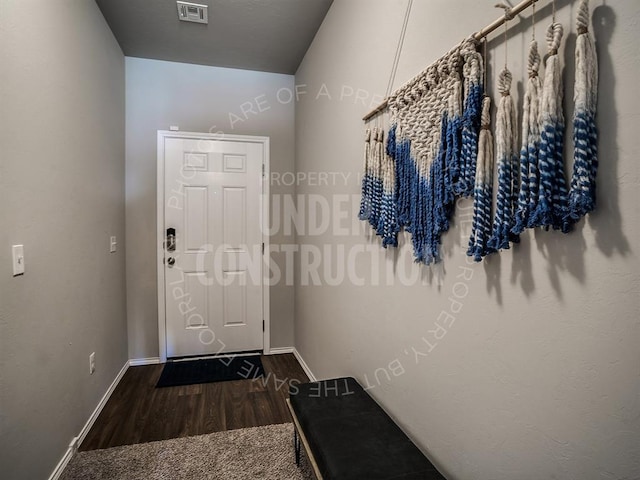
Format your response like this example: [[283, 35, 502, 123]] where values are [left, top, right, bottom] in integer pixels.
[[12, 245, 25, 276], [110, 236, 117, 253]]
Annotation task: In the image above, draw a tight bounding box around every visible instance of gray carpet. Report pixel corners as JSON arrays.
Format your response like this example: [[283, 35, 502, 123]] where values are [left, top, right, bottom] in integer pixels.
[[61, 423, 313, 480]]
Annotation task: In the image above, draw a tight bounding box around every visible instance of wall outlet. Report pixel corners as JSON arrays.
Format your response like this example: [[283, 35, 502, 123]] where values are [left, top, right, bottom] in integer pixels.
[[89, 352, 96, 375], [109, 236, 117, 253]]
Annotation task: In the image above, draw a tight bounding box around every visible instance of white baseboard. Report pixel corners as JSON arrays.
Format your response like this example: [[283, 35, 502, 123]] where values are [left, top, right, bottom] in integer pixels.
[[77, 360, 129, 446], [293, 348, 316, 382], [48, 360, 129, 480], [268, 346, 294, 355], [129, 357, 162, 366], [48, 437, 77, 480]]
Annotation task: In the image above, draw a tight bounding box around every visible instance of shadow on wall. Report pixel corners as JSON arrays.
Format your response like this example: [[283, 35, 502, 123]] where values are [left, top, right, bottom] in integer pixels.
[[590, 5, 628, 257], [531, 4, 628, 297]]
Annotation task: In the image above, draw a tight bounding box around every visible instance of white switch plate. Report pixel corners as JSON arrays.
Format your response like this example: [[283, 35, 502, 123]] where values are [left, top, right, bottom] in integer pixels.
[[12, 245, 25, 276], [110, 236, 117, 253], [89, 352, 96, 375]]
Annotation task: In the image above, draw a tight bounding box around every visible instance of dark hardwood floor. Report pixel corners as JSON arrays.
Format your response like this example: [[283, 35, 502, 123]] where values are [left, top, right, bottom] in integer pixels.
[[80, 353, 309, 451]]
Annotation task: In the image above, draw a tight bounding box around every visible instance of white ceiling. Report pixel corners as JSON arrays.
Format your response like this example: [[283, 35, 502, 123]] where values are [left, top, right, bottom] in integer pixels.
[[95, 0, 334, 74]]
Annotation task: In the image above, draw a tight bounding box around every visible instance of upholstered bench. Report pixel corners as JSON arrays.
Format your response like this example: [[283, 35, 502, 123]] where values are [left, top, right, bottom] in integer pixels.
[[287, 377, 446, 479]]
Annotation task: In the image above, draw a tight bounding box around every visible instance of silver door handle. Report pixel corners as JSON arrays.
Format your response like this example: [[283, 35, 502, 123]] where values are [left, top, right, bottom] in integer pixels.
[[167, 257, 175, 267]]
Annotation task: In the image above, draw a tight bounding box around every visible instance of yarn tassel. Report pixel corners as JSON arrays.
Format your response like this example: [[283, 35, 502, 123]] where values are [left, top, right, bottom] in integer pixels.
[[530, 22, 570, 232], [368, 127, 384, 230], [467, 96, 495, 261], [390, 125, 413, 229], [433, 115, 451, 244], [378, 130, 400, 247], [457, 50, 484, 197], [513, 40, 543, 234], [567, 0, 598, 224], [445, 85, 462, 206], [358, 128, 373, 221], [412, 157, 429, 263], [488, 68, 520, 251]]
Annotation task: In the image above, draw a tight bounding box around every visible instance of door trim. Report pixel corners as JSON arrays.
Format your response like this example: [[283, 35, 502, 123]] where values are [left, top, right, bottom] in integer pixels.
[[156, 130, 270, 363]]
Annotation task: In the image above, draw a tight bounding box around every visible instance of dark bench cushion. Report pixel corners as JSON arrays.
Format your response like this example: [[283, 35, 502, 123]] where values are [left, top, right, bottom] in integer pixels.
[[289, 377, 445, 480]]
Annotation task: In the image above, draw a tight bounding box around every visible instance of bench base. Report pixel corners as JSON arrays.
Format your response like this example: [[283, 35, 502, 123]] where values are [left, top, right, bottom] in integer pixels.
[[287, 377, 446, 480], [287, 398, 323, 479]]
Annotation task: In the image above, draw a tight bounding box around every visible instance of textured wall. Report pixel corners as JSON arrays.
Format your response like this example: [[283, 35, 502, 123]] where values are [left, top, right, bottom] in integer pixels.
[[125, 58, 296, 358], [294, 1, 640, 479], [0, 1, 127, 478]]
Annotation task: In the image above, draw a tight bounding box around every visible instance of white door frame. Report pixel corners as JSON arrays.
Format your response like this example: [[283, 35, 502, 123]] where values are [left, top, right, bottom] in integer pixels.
[[156, 130, 270, 362]]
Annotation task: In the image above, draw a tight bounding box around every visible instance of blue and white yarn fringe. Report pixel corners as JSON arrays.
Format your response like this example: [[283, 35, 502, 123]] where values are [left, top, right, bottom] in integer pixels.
[[468, 96, 495, 261], [388, 124, 412, 229], [359, 127, 399, 247], [455, 49, 484, 197], [358, 129, 374, 222], [567, 0, 598, 225], [513, 39, 543, 235], [359, 127, 384, 230], [445, 77, 463, 206], [488, 68, 520, 251], [391, 127, 439, 264], [530, 22, 571, 233], [379, 131, 400, 247]]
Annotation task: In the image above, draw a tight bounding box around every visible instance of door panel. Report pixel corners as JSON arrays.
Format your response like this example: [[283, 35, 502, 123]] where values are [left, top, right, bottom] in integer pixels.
[[184, 186, 208, 252], [163, 137, 263, 357], [223, 187, 246, 246]]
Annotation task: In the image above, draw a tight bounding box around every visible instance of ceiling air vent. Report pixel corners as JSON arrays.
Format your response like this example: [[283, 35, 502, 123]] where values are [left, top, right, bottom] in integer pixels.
[[177, 1, 208, 24]]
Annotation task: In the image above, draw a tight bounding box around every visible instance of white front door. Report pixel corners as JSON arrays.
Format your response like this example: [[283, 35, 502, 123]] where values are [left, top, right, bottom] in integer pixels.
[[160, 133, 267, 358]]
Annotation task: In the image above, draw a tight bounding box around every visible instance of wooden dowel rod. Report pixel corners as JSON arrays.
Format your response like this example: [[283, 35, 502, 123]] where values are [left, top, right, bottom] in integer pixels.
[[362, 0, 539, 122], [362, 102, 387, 123], [362, 100, 389, 122], [473, 0, 538, 40]]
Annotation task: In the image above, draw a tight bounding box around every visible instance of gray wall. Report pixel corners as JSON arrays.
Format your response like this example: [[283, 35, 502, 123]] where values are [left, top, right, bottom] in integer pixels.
[[126, 58, 296, 359], [295, 1, 640, 479], [0, 1, 127, 479]]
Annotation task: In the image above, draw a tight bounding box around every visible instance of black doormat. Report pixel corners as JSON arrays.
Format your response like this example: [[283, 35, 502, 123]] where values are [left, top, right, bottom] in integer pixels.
[[156, 355, 265, 388]]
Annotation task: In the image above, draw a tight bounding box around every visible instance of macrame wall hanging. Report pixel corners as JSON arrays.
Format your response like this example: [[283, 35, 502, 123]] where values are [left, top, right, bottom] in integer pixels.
[[360, 0, 599, 265]]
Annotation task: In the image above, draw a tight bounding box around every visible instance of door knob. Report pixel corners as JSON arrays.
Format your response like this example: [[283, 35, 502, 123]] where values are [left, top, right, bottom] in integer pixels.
[[167, 257, 175, 267]]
